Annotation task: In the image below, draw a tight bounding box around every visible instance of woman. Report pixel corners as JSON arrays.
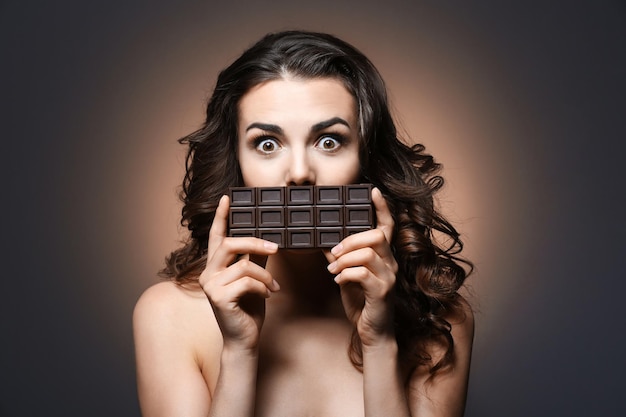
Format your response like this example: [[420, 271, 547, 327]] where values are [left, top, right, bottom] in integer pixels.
[[133, 30, 474, 416]]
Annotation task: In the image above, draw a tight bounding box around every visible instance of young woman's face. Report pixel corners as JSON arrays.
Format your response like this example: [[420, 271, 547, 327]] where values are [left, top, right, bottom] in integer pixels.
[[237, 77, 361, 187]]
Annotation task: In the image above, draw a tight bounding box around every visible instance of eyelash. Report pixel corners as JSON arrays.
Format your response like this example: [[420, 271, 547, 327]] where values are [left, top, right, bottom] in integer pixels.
[[249, 132, 349, 154], [315, 134, 347, 152], [251, 135, 281, 154]]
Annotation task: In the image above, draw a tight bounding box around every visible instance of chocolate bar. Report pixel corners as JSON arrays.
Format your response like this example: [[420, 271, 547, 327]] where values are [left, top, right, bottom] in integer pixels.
[[228, 184, 375, 248]]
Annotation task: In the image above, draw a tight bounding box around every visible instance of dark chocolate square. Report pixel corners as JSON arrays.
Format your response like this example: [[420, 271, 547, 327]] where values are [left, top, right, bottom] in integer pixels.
[[345, 184, 372, 204], [345, 205, 373, 226], [229, 207, 256, 228], [316, 227, 344, 247], [287, 186, 314, 205], [259, 229, 286, 248], [288, 228, 315, 248], [316, 206, 344, 226], [257, 187, 285, 206], [315, 186, 343, 205], [287, 206, 314, 227], [230, 187, 256, 206], [258, 207, 285, 227]]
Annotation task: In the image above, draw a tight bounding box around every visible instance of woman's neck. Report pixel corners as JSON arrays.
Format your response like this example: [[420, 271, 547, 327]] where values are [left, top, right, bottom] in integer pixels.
[[264, 249, 344, 319]]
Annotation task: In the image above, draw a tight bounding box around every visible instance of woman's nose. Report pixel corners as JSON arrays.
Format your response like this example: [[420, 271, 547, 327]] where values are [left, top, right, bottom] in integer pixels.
[[285, 150, 315, 185]]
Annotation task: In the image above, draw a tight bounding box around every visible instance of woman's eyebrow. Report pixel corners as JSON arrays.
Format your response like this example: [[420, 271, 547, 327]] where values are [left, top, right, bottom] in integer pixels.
[[246, 122, 283, 134], [245, 117, 350, 134], [311, 117, 350, 132]]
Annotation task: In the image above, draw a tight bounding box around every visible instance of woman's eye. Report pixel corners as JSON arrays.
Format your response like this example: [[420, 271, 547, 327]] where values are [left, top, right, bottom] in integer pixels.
[[317, 136, 342, 151], [255, 138, 279, 154]]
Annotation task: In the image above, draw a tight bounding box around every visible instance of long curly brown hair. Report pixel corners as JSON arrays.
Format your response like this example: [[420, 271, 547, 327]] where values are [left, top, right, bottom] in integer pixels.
[[161, 30, 472, 378]]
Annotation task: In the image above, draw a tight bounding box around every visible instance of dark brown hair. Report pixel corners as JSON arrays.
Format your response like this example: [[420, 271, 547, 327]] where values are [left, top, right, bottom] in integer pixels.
[[161, 30, 472, 377]]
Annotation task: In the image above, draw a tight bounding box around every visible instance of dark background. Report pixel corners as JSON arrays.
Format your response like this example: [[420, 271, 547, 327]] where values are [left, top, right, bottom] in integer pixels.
[[2, 1, 625, 416]]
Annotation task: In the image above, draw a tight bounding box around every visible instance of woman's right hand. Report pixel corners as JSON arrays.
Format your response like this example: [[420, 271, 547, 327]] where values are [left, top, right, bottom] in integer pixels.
[[199, 195, 280, 351]]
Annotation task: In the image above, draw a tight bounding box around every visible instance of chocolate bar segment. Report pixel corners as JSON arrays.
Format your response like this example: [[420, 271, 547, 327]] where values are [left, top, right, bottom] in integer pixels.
[[345, 205, 373, 226], [230, 187, 256, 206], [316, 206, 344, 226], [288, 228, 315, 248], [345, 184, 372, 204], [228, 185, 374, 249], [287, 186, 314, 205], [317, 227, 344, 247], [229, 207, 256, 228], [259, 229, 285, 248], [257, 187, 285, 206], [258, 207, 285, 227], [287, 206, 314, 227], [315, 186, 343, 205]]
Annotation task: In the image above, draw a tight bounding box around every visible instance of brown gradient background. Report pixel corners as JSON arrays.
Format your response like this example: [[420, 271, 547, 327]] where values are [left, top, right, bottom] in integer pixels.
[[2, 1, 625, 416]]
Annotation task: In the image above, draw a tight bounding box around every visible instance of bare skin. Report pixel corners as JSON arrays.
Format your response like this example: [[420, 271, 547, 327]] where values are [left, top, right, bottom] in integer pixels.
[[133, 78, 474, 416]]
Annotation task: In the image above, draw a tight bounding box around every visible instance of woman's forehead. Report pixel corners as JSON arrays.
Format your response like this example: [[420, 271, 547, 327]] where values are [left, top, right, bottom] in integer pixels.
[[238, 78, 357, 128]]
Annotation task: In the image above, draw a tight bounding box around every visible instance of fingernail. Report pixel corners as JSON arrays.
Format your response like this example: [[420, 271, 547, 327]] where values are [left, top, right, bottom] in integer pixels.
[[264, 241, 279, 250], [331, 243, 343, 256], [271, 279, 281, 291], [327, 261, 337, 272]]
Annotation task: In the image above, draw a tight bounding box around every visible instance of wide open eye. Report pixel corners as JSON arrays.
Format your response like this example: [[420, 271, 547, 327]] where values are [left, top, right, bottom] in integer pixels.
[[255, 138, 280, 154], [316, 135, 343, 152]]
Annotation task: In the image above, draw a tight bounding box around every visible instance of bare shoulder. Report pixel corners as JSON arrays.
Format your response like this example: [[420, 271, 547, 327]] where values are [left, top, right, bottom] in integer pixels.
[[133, 280, 222, 416], [134, 280, 208, 322], [133, 280, 221, 350]]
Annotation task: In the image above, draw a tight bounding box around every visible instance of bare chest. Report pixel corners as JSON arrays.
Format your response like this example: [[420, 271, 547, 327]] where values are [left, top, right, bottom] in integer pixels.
[[254, 319, 365, 417]]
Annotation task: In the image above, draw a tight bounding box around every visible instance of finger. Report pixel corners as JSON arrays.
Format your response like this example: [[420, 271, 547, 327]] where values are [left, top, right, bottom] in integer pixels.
[[208, 237, 279, 272], [330, 228, 395, 269], [322, 248, 336, 264], [228, 277, 273, 300], [210, 276, 273, 306], [371, 187, 394, 244], [334, 266, 389, 297], [208, 195, 230, 261], [203, 258, 280, 294], [334, 266, 370, 285], [327, 247, 394, 281]]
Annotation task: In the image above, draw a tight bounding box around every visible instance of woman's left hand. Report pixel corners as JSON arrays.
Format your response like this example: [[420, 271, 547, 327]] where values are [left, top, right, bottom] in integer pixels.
[[325, 187, 398, 346]]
